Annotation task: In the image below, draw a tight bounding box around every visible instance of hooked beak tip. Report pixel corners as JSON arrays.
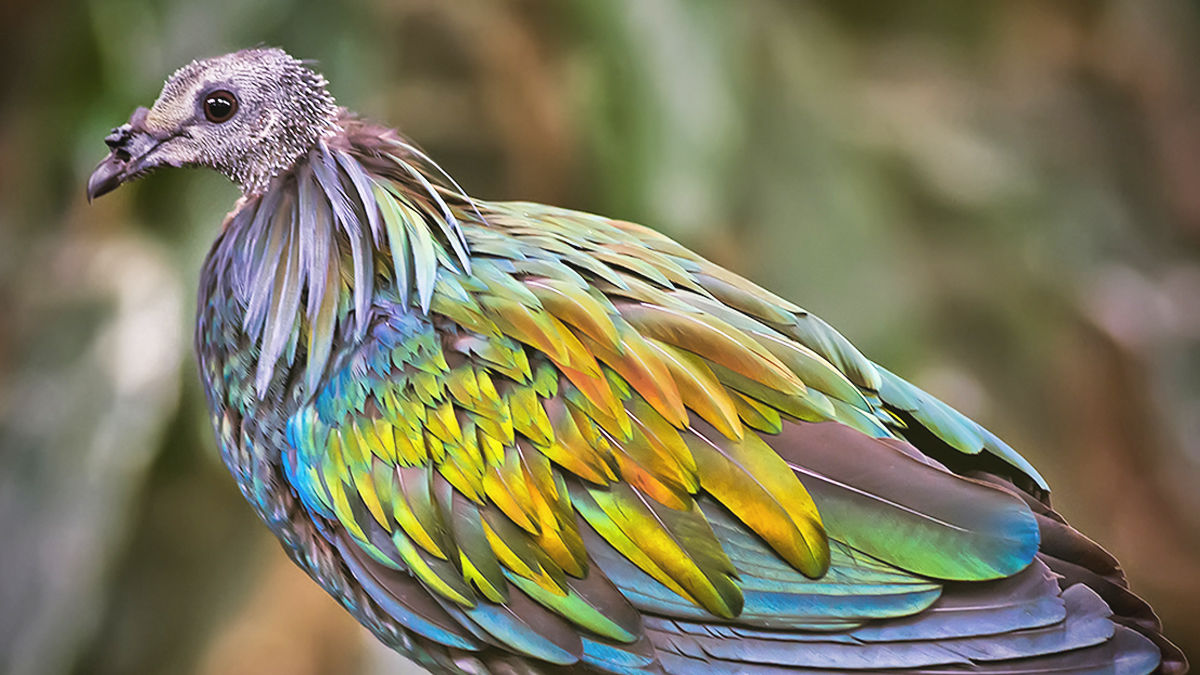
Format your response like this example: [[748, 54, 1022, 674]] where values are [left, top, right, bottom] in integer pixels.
[[87, 110, 161, 203], [86, 156, 126, 203]]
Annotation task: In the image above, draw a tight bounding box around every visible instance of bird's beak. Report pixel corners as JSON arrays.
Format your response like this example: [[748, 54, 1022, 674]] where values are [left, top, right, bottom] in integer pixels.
[[87, 107, 170, 202]]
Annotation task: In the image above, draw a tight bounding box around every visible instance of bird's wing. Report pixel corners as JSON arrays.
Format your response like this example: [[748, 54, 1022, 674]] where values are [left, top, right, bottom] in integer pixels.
[[280, 195, 1156, 672]]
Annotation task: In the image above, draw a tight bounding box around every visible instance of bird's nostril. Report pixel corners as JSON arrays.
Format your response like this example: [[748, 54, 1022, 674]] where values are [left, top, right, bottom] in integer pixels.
[[104, 124, 134, 150]]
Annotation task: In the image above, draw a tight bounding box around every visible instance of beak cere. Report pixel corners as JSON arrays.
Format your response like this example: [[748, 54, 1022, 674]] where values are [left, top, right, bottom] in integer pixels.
[[86, 107, 167, 202]]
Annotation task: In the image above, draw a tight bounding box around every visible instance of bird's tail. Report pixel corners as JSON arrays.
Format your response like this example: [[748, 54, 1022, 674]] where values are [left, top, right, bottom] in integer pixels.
[[978, 473, 1189, 675]]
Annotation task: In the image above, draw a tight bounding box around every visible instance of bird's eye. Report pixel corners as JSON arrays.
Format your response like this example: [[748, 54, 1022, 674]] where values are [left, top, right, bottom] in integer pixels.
[[203, 90, 238, 123]]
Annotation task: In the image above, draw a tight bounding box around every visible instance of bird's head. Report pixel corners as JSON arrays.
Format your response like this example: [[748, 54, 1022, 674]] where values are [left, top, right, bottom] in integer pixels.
[[87, 48, 338, 201]]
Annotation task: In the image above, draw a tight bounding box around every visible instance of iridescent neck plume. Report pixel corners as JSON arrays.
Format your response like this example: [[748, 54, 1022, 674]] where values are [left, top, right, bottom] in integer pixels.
[[208, 122, 475, 397]]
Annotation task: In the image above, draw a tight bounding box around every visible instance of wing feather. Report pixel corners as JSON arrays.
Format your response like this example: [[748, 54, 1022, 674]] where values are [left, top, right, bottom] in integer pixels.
[[266, 178, 1163, 672]]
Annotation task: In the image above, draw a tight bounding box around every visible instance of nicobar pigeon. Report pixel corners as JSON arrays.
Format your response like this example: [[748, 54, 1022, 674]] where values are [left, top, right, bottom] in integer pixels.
[[88, 48, 1186, 674]]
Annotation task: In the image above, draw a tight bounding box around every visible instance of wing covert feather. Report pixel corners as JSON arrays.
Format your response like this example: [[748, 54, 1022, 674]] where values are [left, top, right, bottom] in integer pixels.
[[267, 188, 1155, 672]]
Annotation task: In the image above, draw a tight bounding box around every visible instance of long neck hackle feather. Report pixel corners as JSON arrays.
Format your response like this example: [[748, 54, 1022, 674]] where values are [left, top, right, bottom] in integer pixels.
[[207, 116, 475, 399]]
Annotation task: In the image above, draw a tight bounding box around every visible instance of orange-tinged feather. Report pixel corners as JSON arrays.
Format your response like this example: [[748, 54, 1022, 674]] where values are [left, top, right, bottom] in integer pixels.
[[483, 462, 538, 533], [558, 364, 625, 423], [644, 340, 744, 440], [542, 398, 617, 483], [430, 286, 498, 337], [686, 425, 829, 578], [626, 397, 697, 478], [525, 278, 621, 347], [534, 526, 588, 579], [603, 242, 704, 292], [603, 421, 693, 505], [545, 315, 607, 383], [608, 448, 690, 511], [481, 295, 588, 374], [576, 328, 688, 428], [482, 519, 566, 596], [618, 302, 807, 397], [538, 437, 610, 485]]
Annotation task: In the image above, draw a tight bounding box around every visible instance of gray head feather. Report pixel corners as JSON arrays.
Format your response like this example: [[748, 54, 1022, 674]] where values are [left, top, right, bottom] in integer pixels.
[[144, 48, 339, 194]]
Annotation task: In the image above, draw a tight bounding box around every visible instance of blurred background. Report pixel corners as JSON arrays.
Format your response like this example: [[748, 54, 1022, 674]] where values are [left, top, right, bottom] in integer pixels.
[[1, 1, 1198, 673]]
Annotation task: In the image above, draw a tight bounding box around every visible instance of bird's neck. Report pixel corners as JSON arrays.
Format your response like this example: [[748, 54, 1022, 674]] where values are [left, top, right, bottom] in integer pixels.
[[204, 127, 476, 400], [234, 75, 341, 195], [238, 116, 339, 196]]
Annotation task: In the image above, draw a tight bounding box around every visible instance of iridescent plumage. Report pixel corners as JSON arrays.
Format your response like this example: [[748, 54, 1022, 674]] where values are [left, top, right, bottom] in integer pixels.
[[92, 49, 1185, 674]]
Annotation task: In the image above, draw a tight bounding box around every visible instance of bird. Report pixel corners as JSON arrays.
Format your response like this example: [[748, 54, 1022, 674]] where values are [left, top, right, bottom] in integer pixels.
[[88, 48, 1186, 674]]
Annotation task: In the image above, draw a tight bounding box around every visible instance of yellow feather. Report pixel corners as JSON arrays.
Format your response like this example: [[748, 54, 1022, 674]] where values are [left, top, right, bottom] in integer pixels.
[[389, 483, 450, 560], [525, 278, 621, 346], [391, 530, 475, 606], [483, 459, 538, 533], [686, 427, 829, 578], [351, 461, 390, 530], [644, 340, 744, 440], [620, 302, 807, 397], [371, 418, 398, 463], [482, 520, 566, 596]]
